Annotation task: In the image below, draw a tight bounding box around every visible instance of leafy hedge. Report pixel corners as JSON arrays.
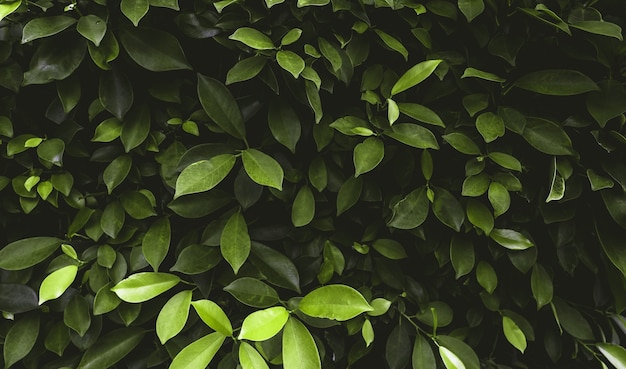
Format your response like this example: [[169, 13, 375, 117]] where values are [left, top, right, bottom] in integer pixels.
[[1, 0, 626, 368]]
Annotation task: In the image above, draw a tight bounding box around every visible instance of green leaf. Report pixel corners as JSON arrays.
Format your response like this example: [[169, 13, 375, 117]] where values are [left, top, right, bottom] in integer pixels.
[[168, 332, 225, 369], [551, 297, 594, 340], [466, 199, 494, 235], [77, 15, 107, 46], [442, 132, 481, 155], [433, 187, 464, 231], [461, 67, 504, 82], [330, 116, 373, 136], [0, 284, 38, 314], [292, 186, 315, 227], [450, 235, 474, 279], [21, 16, 77, 43], [277, 50, 305, 78], [111, 272, 180, 303], [226, 56, 267, 85], [437, 335, 480, 369], [103, 155, 132, 194], [439, 346, 466, 369], [502, 316, 526, 353], [39, 265, 78, 304], [384, 123, 439, 149], [597, 343, 626, 369], [93, 118, 123, 142], [101, 200, 125, 238], [0, 237, 62, 270], [238, 306, 289, 341], [282, 317, 321, 369], [488, 152, 522, 171], [458, 0, 484, 22], [388, 98, 399, 125], [375, 29, 408, 61], [299, 284, 373, 321], [121, 104, 150, 152], [595, 217, 626, 278], [601, 189, 626, 229], [250, 242, 301, 292], [476, 261, 497, 293], [586, 80, 626, 127], [198, 74, 246, 138], [588, 169, 614, 191], [119, 27, 191, 71], [220, 210, 251, 274], [64, 294, 91, 337], [513, 69, 598, 96], [242, 149, 284, 190], [475, 112, 504, 143], [229, 28, 275, 50], [413, 334, 436, 369], [490, 229, 534, 250], [372, 239, 407, 259], [88, 31, 120, 70], [3, 314, 39, 368], [192, 300, 233, 336], [391, 59, 443, 95], [142, 217, 171, 272], [99, 68, 133, 120], [522, 117, 574, 156], [239, 341, 270, 369], [362, 319, 374, 347], [281, 28, 302, 45], [397, 103, 445, 127], [519, 5, 570, 34], [268, 99, 301, 153], [546, 157, 565, 202], [354, 137, 384, 177], [121, 0, 149, 26], [23, 36, 86, 85], [337, 176, 362, 215], [571, 21, 623, 40], [386, 323, 411, 369], [93, 283, 121, 315], [168, 191, 231, 219], [170, 245, 221, 274], [156, 290, 192, 344], [463, 93, 489, 117], [488, 182, 510, 217], [223, 277, 280, 308], [0, 1, 21, 22], [175, 154, 236, 198], [318, 37, 342, 72], [415, 301, 454, 327], [388, 186, 429, 229], [297, 0, 329, 6], [531, 264, 553, 310]]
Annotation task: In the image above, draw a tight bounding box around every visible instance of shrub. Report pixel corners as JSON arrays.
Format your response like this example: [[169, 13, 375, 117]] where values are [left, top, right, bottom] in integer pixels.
[[1, 0, 626, 368]]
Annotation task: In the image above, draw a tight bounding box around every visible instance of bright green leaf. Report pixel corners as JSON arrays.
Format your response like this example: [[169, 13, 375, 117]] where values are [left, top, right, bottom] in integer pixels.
[[220, 210, 251, 274], [242, 149, 284, 190], [238, 306, 289, 341], [39, 265, 78, 304], [299, 284, 373, 321], [175, 154, 236, 198], [229, 27, 275, 50], [168, 332, 225, 369], [283, 317, 322, 369], [192, 300, 233, 336], [156, 290, 192, 344], [111, 272, 180, 303], [391, 59, 443, 95]]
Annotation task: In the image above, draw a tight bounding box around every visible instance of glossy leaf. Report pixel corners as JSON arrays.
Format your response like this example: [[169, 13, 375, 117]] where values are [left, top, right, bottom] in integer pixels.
[[0, 237, 62, 270], [597, 343, 626, 369], [121, 0, 149, 26], [226, 56, 266, 85], [22, 16, 77, 43], [398, 103, 445, 127], [239, 342, 270, 369], [277, 50, 305, 78], [299, 284, 373, 320], [503, 316, 526, 353], [192, 299, 233, 336], [77, 15, 107, 46], [156, 290, 192, 344], [354, 137, 384, 177], [476, 261, 497, 293], [242, 149, 284, 190], [119, 27, 191, 71], [103, 154, 132, 194], [168, 332, 225, 369], [439, 346, 466, 369], [466, 199, 494, 235], [220, 210, 251, 274], [197, 74, 245, 138], [65, 294, 91, 336], [522, 117, 574, 156], [223, 277, 280, 308], [437, 335, 480, 369], [142, 217, 171, 272], [174, 154, 236, 198], [490, 229, 534, 250], [99, 68, 133, 119], [433, 187, 465, 231], [229, 27, 275, 50], [531, 263, 553, 309], [292, 185, 315, 227], [3, 314, 39, 368], [39, 265, 78, 304], [388, 186, 429, 229], [238, 306, 289, 341], [384, 123, 439, 149], [372, 239, 407, 259], [282, 317, 321, 369], [513, 69, 598, 96], [391, 59, 443, 95], [111, 272, 180, 303], [250, 242, 301, 292], [475, 112, 504, 143]]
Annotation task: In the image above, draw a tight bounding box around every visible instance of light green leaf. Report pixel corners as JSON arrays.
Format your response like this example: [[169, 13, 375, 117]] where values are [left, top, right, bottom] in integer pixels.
[[93, 118, 123, 142], [475, 112, 505, 143], [531, 264, 553, 309], [488, 182, 510, 217], [220, 210, 251, 274], [461, 67, 504, 82], [513, 69, 599, 96], [21, 16, 77, 43], [362, 319, 374, 347], [0, 1, 21, 22], [156, 290, 192, 344], [391, 59, 443, 95], [281, 28, 302, 46], [502, 316, 526, 353], [488, 152, 522, 171], [458, 0, 484, 22], [142, 217, 171, 272], [242, 149, 284, 190], [3, 314, 39, 369], [330, 116, 373, 136], [103, 154, 132, 194], [388, 186, 429, 229], [239, 342, 270, 369], [522, 117, 574, 156], [388, 98, 400, 125], [192, 300, 233, 336], [490, 229, 534, 250], [292, 186, 315, 227], [77, 15, 107, 46], [297, 0, 329, 6], [442, 132, 481, 155], [229, 27, 275, 50], [111, 272, 180, 303], [354, 137, 384, 177], [283, 317, 322, 369], [39, 265, 78, 304], [169, 332, 225, 369], [437, 335, 480, 369], [268, 99, 301, 153], [546, 157, 565, 202], [597, 343, 626, 369], [226, 56, 267, 85], [174, 154, 236, 198], [587, 169, 614, 191], [121, 0, 149, 27], [384, 123, 439, 149], [0, 237, 62, 270], [374, 29, 408, 61], [439, 346, 466, 369], [223, 277, 280, 308], [476, 261, 497, 293], [277, 50, 305, 78], [367, 298, 391, 316], [238, 306, 289, 341], [299, 284, 373, 321], [318, 37, 342, 71], [450, 235, 474, 279], [372, 239, 407, 259]]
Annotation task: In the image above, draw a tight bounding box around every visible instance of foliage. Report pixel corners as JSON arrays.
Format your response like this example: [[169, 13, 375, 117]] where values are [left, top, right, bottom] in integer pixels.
[[1, 0, 626, 368]]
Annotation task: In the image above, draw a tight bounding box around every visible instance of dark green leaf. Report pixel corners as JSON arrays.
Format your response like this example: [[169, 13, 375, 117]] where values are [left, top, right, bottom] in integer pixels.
[[595, 217, 626, 278], [0, 284, 38, 313], [121, 0, 149, 26], [226, 56, 267, 85], [466, 198, 494, 235], [475, 112, 504, 143], [586, 80, 626, 127], [292, 185, 315, 227], [198, 74, 246, 139], [250, 242, 301, 292], [450, 235, 474, 278], [101, 200, 125, 238], [570, 21, 623, 40], [21, 16, 76, 43], [552, 297, 594, 340], [388, 186, 429, 229], [337, 176, 362, 215], [119, 27, 191, 71], [23, 36, 86, 85], [220, 210, 251, 274], [0, 237, 62, 270], [386, 323, 411, 369], [522, 117, 574, 156], [170, 245, 221, 274], [458, 0, 484, 22], [268, 99, 301, 153], [432, 187, 464, 231], [64, 294, 91, 336], [76, 327, 144, 369], [121, 104, 150, 152], [413, 334, 436, 369], [167, 190, 231, 218], [224, 277, 280, 308], [99, 68, 133, 119], [142, 217, 171, 272], [354, 137, 384, 177], [77, 15, 107, 46], [513, 69, 598, 96], [3, 314, 39, 368], [242, 149, 284, 190], [384, 123, 439, 149], [443, 132, 481, 155], [531, 263, 553, 310]]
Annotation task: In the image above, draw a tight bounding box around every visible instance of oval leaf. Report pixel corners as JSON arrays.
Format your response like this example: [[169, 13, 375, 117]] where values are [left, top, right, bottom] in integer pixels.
[[242, 149, 284, 190], [175, 154, 236, 198], [169, 332, 225, 369], [513, 69, 599, 96], [299, 284, 373, 321], [111, 272, 180, 303], [156, 290, 192, 344], [391, 59, 443, 95], [0, 237, 62, 270], [238, 306, 289, 341]]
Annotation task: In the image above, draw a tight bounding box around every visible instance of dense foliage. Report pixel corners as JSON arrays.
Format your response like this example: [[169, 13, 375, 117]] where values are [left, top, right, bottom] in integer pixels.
[[1, 0, 626, 368]]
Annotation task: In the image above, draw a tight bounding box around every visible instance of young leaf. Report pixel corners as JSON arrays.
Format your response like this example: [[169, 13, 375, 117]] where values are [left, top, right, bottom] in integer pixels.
[[238, 306, 289, 341], [174, 154, 236, 198], [354, 137, 384, 177], [437, 335, 480, 369], [490, 229, 534, 250], [391, 59, 443, 95], [299, 284, 373, 320], [229, 27, 275, 50], [239, 342, 270, 369], [442, 132, 481, 155], [111, 272, 180, 303], [475, 112, 505, 143], [242, 149, 284, 190], [0, 237, 62, 270], [39, 265, 78, 304], [375, 29, 409, 61], [283, 317, 322, 369], [192, 300, 233, 336], [220, 210, 251, 274], [169, 332, 225, 369], [502, 316, 526, 353], [439, 346, 466, 369], [156, 290, 192, 344], [362, 319, 374, 347], [277, 50, 305, 78], [597, 343, 626, 369]]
